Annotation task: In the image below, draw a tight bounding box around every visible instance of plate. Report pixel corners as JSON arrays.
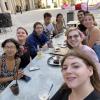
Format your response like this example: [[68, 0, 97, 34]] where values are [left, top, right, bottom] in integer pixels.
[[47, 56, 62, 67]]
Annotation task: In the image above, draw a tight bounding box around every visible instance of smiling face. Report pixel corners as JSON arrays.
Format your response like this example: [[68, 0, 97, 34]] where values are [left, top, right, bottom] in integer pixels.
[[67, 30, 83, 48], [4, 42, 17, 57], [16, 28, 28, 42], [44, 17, 51, 25], [61, 56, 93, 89], [83, 15, 94, 28], [77, 12, 85, 23], [56, 15, 63, 22]]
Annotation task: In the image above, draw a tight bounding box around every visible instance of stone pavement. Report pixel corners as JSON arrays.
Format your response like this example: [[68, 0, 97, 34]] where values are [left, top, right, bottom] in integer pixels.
[[0, 8, 100, 54]]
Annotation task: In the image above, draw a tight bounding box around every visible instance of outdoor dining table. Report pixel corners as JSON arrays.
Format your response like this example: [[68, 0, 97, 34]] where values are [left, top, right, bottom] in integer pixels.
[[0, 32, 67, 100]]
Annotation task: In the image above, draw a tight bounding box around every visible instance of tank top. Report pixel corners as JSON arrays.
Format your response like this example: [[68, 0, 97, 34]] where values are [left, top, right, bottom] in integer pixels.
[[0, 54, 20, 91]]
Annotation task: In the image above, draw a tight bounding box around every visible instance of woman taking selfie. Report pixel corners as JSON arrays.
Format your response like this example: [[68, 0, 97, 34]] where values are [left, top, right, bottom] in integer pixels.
[[51, 49, 100, 100]]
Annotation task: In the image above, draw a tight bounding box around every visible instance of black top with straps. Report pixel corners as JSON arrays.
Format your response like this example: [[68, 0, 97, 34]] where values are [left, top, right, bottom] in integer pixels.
[[19, 43, 30, 69]]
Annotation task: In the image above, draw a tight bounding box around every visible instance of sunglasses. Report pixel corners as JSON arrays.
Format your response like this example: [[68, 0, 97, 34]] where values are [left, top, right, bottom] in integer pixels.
[[68, 34, 79, 40]]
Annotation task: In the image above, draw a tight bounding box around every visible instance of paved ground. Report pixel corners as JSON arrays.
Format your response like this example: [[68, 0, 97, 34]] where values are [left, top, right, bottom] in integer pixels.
[[0, 8, 100, 54]]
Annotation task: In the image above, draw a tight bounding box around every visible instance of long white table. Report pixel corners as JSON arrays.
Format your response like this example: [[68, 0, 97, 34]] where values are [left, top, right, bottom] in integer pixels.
[[0, 33, 66, 100]]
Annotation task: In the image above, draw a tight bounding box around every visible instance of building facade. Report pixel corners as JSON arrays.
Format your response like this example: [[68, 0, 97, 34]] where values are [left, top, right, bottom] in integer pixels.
[[0, 0, 35, 13], [0, 0, 100, 13], [0, 0, 66, 13]]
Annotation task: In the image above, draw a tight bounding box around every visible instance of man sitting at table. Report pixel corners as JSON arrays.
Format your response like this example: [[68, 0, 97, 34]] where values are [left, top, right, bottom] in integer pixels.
[[27, 22, 49, 59], [43, 12, 55, 39], [77, 10, 87, 36]]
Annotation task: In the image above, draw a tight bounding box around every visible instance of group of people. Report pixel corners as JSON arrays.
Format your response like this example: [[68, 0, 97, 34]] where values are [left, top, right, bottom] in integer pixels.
[[0, 10, 100, 99], [0, 12, 66, 92], [51, 10, 100, 100]]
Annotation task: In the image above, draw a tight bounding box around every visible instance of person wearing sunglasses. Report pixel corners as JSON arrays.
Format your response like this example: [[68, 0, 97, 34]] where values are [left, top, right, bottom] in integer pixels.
[[66, 27, 99, 63]]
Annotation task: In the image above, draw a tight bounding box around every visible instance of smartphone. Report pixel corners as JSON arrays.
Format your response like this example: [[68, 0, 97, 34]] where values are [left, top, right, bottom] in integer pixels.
[[20, 75, 31, 82]]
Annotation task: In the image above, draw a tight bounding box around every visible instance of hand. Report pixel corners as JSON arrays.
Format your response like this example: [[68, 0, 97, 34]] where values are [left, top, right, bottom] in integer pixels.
[[14, 70, 24, 80], [42, 44, 48, 50]]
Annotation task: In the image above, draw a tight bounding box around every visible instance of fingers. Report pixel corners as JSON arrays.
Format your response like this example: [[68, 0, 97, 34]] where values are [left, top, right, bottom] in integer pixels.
[[14, 70, 24, 80]]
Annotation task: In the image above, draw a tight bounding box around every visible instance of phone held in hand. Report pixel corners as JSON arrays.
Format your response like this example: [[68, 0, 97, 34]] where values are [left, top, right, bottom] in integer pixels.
[[20, 75, 31, 82]]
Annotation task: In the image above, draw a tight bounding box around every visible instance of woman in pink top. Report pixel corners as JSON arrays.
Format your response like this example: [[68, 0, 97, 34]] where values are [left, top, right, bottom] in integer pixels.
[[65, 27, 99, 63]]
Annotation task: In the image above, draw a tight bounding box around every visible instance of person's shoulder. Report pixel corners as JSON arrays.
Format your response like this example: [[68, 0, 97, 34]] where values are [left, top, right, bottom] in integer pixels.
[[83, 45, 95, 54], [85, 90, 100, 100], [93, 26, 100, 33], [50, 86, 70, 100], [48, 23, 54, 27], [42, 32, 47, 36], [27, 33, 35, 42], [83, 45, 93, 50], [41, 32, 48, 40], [27, 33, 33, 39]]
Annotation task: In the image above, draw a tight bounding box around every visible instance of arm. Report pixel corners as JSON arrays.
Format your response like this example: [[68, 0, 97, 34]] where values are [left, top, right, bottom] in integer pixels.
[[14, 58, 24, 79], [0, 76, 14, 83], [88, 28, 100, 48], [27, 36, 37, 59]]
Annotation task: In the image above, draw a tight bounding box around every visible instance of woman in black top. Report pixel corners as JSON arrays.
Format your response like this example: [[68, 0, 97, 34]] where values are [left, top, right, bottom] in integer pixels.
[[16, 27, 30, 69], [51, 49, 100, 100]]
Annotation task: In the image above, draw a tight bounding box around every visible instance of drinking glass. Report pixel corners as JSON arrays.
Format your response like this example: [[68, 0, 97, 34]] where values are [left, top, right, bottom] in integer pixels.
[[10, 83, 19, 95]]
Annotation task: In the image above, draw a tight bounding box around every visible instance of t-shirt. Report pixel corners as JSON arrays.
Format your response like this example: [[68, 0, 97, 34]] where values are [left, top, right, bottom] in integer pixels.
[[19, 43, 30, 69], [81, 45, 99, 63], [78, 24, 87, 36], [51, 88, 100, 100]]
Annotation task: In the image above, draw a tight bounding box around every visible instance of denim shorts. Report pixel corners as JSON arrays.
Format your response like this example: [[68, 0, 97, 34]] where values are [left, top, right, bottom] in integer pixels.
[[92, 44, 100, 62]]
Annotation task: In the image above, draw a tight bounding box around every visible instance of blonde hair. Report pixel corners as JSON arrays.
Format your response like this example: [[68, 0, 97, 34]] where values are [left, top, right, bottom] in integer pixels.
[[84, 13, 97, 26]]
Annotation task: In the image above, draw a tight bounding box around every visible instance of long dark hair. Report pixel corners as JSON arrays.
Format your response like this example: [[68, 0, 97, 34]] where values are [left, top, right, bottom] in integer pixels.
[[56, 13, 63, 22]]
